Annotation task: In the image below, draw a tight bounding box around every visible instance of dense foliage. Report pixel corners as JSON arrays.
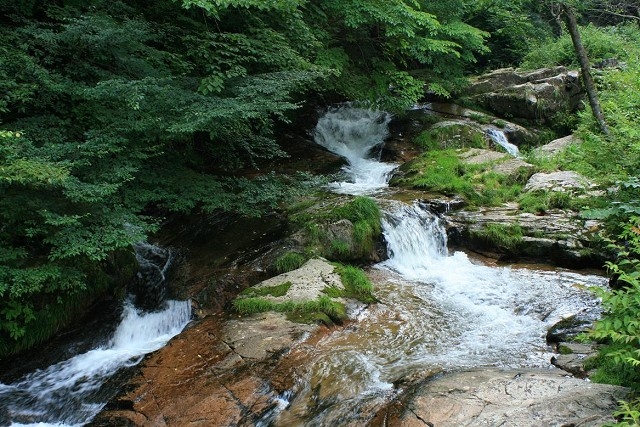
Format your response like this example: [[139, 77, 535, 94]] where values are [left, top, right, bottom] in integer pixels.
[[519, 18, 640, 423], [0, 0, 490, 355]]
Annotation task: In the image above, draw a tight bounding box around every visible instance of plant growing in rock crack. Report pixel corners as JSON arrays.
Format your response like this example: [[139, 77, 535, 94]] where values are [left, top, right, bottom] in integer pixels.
[[274, 253, 307, 274]]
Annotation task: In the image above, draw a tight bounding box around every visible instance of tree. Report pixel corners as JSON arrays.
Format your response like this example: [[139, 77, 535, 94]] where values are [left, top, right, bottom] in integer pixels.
[[0, 0, 491, 355], [558, 2, 611, 135]]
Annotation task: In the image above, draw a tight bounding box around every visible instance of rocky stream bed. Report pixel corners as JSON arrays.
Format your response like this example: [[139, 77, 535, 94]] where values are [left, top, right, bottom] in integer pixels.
[[1, 67, 632, 427]]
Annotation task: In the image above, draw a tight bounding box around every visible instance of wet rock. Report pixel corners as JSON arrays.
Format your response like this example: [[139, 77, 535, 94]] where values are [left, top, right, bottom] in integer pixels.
[[551, 343, 600, 378], [547, 316, 594, 344], [373, 368, 628, 427], [223, 312, 317, 361], [92, 312, 320, 427], [447, 206, 606, 268], [463, 67, 584, 120], [420, 197, 466, 214]]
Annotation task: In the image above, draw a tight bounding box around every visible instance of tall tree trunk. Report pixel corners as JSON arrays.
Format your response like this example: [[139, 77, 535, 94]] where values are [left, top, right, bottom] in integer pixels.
[[562, 4, 610, 135]]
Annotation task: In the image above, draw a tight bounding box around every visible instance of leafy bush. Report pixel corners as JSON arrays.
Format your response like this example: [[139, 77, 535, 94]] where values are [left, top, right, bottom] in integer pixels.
[[520, 24, 638, 70]]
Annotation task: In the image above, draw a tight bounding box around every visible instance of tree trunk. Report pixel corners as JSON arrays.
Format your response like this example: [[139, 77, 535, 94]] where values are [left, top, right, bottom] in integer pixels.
[[562, 4, 610, 135]]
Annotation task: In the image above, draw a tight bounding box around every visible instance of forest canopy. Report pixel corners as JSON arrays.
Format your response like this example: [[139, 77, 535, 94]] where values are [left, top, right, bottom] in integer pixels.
[[0, 0, 490, 352]]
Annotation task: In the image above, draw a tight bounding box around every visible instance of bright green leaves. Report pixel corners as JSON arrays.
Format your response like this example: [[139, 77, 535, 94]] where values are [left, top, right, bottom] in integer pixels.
[[308, 0, 488, 107], [179, 0, 303, 18], [585, 216, 640, 393]]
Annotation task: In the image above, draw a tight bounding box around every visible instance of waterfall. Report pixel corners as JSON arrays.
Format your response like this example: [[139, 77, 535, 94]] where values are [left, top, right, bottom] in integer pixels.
[[0, 244, 192, 427], [312, 106, 397, 194], [380, 202, 448, 277], [486, 128, 520, 157], [266, 106, 605, 425]]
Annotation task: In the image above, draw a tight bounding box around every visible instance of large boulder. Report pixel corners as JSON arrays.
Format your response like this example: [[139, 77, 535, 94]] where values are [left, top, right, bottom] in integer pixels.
[[525, 171, 595, 193], [447, 204, 605, 268], [464, 67, 584, 120], [371, 368, 628, 427], [531, 134, 582, 158]]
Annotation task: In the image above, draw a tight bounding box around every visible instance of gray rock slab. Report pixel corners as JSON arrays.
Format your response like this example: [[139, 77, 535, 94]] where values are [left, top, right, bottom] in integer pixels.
[[253, 257, 343, 303], [398, 368, 628, 427], [532, 134, 581, 158], [492, 158, 534, 177], [525, 171, 594, 193], [459, 148, 508, 164], [223, 311, 316, 360]]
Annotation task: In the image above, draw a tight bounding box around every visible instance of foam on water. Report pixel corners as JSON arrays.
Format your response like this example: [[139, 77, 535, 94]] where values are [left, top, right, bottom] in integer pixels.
[[269, 107, 605, 425], [0, 300, 191, 426], [313, 106, 397, 194]]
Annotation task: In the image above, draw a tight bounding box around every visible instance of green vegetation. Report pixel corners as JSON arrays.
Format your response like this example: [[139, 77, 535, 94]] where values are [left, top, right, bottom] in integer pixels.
[[523, 18, 640, 422], [293, 196, 382, 262], [274, 253, 307, 274], [239, 282, 293, 298], [233, 295, 347, 324], [234, 262, 375, 325], [393, 150, 525, 207], [414, 125, 488, 151], [521, 24, 640, 70], [518, 190, 578, 214], [1, 0, 487, 353], [584, 343, 640, 390], [470, 224, 524, 251], [333, 264, 376, 304]]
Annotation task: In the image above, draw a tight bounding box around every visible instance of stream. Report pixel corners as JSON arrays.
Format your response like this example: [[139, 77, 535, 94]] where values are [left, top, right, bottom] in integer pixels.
[[0, 244, 192, 427], [0, 106, 606, 426], [265, 106, 605, 426]]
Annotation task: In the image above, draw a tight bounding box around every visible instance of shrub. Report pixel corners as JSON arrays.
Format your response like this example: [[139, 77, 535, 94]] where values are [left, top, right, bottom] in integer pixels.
[[520, 24, 637, 70]]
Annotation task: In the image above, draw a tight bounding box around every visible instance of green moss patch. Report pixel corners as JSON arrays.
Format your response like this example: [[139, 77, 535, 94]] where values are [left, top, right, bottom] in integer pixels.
[[274, 252, 307, 274], [233, 295, 347, 325], [334, 264, 377, 304], [470, 223, 524, 251], [392, 150, 523, 208], [240, 281, 293, 298]]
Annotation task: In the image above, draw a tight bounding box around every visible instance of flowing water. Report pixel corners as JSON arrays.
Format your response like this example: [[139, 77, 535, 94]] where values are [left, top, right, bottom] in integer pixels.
[[0, 245, 192, 427], [486, 127, 521, 157], [312, 106, 397, 195], [266, 106, 605, 426]]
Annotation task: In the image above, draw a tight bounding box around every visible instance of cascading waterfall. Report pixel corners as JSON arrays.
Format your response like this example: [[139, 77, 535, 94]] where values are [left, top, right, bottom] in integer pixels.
[[0, 244, 191, 427], [266, 106, 605, 426], [312, 106, 397, 194], [486, 127, 520, 157]]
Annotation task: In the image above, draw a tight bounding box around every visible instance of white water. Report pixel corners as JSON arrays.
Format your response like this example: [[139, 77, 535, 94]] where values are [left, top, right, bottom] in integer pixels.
[[486, 127, 520, 157], [312, 106, 397, 194], [268, 107, 605, 425], [0, 299, 191, 426]]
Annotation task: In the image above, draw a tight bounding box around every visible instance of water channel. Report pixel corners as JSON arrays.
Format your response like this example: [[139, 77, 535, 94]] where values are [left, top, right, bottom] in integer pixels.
[[0, 245, 192, 427], [265, 106, 604, 426], [0, 106, 605, 426]]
